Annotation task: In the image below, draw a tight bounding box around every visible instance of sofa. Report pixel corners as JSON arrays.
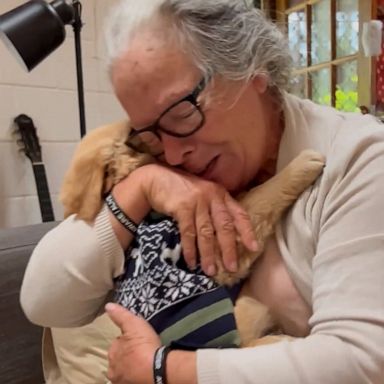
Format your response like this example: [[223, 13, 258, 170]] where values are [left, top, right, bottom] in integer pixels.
[[0, 222, 57, 384]]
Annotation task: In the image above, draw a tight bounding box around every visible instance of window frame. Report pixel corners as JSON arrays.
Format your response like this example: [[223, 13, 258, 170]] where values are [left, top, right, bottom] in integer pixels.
[[275, 0, 373, 109]]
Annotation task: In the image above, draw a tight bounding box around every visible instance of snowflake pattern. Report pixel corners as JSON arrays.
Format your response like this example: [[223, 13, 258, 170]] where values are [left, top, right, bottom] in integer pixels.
[[114, 216, 218, 321], [163, 270, 197, 301]]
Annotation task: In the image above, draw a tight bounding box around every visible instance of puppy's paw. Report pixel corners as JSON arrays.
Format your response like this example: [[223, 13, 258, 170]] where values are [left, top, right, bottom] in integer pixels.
[[214, 265, 247, 286], [213, 249, 259, 286], [234, 295, 275, 345], [290, 149, 325, 181], [282, 150, 325, 197]]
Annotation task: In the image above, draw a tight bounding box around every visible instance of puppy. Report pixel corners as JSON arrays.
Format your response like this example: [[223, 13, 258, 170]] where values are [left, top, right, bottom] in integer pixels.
[[60, 120, 325, 347]]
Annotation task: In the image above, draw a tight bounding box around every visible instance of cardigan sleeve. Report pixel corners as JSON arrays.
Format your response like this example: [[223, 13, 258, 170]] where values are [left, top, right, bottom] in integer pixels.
[[20, 205, 125, 327]]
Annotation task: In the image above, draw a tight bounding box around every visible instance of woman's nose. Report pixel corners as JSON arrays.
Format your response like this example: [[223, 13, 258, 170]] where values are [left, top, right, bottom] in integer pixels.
[[160, 132, 194, 166]]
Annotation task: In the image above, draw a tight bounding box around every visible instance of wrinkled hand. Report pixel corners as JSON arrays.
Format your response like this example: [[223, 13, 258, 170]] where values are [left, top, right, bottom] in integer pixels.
[[134, 164, 258, 276], [106, 303, 161, 384]]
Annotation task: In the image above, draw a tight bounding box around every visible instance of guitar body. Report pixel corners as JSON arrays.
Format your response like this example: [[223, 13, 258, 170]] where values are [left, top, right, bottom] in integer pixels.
[[14, 114, 55, 223]]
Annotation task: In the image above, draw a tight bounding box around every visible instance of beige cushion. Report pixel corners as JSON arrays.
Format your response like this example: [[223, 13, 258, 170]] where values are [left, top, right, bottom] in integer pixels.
[[43, 314, 120, 384]]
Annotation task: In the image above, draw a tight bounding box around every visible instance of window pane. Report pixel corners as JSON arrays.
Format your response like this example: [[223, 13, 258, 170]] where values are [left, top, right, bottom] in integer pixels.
[[336, 0, 359, 57], [335, 60, 359, 112], [311, 68, 331, 105], [288, 10, 307, 68], [311, 0, 331, 64], [248, 0, 260, 7], [289, 74, 306, 98]]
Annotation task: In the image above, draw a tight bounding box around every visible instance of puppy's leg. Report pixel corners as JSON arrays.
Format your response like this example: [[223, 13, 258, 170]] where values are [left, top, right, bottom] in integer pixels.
[[243, 334, 293, 347], [214, 150, 325, 285], [230, 151, 323, 347], [234, 285, 294, 347], [234, 294, 276, 347], [240, 149, 325, 234]]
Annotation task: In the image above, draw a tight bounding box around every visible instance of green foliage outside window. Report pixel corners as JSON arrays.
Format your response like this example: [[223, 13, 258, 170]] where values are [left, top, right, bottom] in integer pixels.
[[315, 74, 359, 112], [287, 0, 360, 113], [335, 74, 359, 112]]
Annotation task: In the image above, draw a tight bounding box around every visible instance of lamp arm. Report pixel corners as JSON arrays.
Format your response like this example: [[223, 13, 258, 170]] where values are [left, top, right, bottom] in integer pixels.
[[71, 0, 86, 138]]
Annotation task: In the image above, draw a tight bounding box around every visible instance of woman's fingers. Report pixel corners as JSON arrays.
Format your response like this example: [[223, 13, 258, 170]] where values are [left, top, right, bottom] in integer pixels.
[[177, 187, 257, 276], [210, 198, 238, 273], [177, 205, 198, 270], [105, 303, 161, 384], [195, 199, 217, 275], [141, 165, 257, 274], [225, 196, 258, 253]]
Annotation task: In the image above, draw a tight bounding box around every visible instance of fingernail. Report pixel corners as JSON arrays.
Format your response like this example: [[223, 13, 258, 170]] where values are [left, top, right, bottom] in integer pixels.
[[188, 262, 196, 271], [206, 265, 216, 276], [105, 302, 118, 312], [229, 261, 237, 272]]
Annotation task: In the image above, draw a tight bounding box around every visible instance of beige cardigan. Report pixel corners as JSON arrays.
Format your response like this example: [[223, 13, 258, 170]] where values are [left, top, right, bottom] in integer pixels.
[[21, 94, 384, 383]]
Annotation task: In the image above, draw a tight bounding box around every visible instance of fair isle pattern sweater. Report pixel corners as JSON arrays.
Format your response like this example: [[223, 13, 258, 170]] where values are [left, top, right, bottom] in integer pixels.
[[114, 214, 240, 348]]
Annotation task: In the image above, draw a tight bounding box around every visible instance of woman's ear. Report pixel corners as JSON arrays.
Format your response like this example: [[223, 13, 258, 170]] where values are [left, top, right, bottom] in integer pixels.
[[252, 74, 269, 94]]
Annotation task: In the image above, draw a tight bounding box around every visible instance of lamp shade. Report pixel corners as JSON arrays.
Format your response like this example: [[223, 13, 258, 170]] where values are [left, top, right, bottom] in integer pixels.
[[0, 0, 74, 71]]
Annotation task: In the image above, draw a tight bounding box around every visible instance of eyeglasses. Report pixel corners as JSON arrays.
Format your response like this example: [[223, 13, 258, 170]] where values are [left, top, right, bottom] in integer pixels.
[[128, 77, 207, 157]]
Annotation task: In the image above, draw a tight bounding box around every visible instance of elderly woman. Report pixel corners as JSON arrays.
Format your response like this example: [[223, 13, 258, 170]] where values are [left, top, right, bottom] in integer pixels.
[[21, 0, 384, 383]]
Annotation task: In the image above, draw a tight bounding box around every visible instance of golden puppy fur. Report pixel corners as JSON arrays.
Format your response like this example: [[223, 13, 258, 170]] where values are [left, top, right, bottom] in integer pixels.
[[60, 121, 325, 347]]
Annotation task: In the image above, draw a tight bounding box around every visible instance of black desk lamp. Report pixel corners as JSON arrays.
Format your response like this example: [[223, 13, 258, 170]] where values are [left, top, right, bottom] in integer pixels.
[[0, 0, 86, 138]]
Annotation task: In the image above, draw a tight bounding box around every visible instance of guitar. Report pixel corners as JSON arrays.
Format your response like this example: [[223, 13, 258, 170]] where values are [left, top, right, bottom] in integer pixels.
[[14, 114, 55, 222]]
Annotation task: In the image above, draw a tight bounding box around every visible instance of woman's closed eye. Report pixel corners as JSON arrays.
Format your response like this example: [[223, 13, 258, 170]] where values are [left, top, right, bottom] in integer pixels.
[[178, 110, 196, 119], [165, 102, 196, 119]]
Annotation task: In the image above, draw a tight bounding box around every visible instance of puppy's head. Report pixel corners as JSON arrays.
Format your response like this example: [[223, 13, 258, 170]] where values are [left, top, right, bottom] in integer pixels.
[[60, 121, 131, 222]]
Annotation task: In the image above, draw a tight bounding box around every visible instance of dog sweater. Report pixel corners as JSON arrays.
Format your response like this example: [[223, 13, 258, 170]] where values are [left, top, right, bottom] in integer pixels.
[[114, 213, 241, 349]]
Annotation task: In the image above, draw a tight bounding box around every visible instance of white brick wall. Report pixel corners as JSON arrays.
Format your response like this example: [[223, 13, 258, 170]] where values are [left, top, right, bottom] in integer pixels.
[[0, 0, 125, 228]]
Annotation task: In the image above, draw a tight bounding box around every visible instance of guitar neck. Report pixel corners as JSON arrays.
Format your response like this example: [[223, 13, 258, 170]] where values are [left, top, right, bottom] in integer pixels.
[[32, 163, 55, 222]]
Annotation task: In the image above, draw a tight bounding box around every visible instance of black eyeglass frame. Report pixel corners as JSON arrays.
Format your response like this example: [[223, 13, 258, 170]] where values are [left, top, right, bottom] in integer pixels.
[[129, 77, 207, 141]]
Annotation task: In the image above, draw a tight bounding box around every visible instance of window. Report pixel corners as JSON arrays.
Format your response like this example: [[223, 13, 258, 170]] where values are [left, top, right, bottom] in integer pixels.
[[282, 0, 362, 112]]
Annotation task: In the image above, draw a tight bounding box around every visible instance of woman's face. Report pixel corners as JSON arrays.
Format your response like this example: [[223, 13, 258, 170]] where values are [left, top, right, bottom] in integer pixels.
[[111, 33, 278, 193]]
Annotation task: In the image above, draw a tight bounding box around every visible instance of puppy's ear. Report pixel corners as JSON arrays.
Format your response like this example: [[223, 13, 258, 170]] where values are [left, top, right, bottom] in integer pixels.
[[60, 121, 130, 222], [74, 160, 108, 221], [60, 149, 108, 222]]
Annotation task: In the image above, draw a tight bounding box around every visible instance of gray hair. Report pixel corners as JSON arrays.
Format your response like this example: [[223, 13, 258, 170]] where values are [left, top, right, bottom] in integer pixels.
[[104, 0, 292, 92]]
